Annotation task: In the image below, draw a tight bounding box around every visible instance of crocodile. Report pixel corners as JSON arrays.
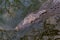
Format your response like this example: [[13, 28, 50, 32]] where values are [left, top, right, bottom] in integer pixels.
[[15, 0, 60, 31], [15, 10, 47, 31]]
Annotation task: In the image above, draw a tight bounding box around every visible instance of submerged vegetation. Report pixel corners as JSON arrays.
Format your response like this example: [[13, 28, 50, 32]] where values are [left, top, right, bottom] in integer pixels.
[[0, 0, 60, 40], [0, 0, 48, 40], [20, 16, 60, 40]]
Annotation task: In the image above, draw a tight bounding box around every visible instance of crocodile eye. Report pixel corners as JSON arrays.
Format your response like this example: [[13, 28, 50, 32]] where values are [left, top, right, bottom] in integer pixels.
[[54, 8, 56, 9], [50, 8, 53, 9], [57, 6, 59, 8], [44, 11, 47, 13], [30, 21, 33, 23]]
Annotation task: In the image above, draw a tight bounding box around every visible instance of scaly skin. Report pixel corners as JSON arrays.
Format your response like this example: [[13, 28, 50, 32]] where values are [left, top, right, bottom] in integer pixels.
[[15, 0, 60, 31], [15, 10, 46, 31]]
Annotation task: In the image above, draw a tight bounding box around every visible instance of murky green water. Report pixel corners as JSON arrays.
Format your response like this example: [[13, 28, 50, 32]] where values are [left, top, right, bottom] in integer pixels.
[[0, 0, 55, 40]]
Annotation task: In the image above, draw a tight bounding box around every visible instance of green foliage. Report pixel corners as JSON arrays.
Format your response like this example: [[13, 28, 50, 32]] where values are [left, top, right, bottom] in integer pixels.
[[0, 0, 2, 4], [27, 0, 40, 11], [0, 9, 3, 15], [1, 0, 59, 40]]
